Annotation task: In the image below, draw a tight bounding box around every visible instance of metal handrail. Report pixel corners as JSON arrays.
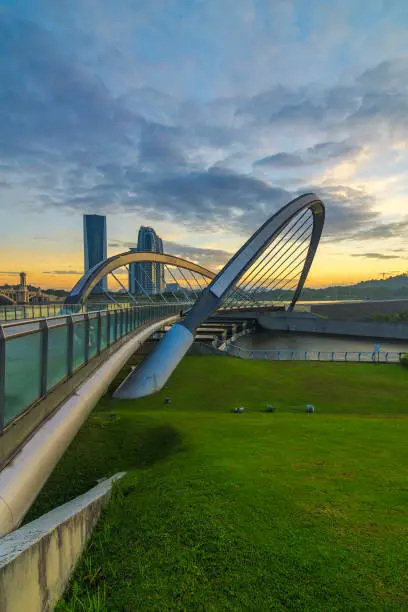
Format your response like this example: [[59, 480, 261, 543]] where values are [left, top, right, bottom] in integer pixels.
[[0, 301, 193, 333], [226, 344, 404, 362], [0, 303, 186, 432], [0, 300, 195, 324]]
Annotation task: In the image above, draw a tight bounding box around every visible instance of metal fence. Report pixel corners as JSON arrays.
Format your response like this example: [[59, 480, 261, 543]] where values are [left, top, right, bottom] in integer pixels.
[[226, 345, 403, 363], [0, 303, 188, 432]]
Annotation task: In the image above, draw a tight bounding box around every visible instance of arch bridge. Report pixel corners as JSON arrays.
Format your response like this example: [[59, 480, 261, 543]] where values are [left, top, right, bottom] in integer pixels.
[[0, 193, 325, 534], [114, 192, 325, 398], [66, 192, 324, 317]]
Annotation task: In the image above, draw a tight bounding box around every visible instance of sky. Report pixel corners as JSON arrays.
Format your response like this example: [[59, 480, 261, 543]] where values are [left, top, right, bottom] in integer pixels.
[[1, 0, 408, 290]]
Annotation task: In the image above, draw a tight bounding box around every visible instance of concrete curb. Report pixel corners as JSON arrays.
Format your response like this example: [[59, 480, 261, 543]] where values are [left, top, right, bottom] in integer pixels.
[[0, 472, 125, 612]]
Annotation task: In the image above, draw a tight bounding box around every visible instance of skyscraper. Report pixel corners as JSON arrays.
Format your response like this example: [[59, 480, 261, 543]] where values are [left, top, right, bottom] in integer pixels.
[[128, 226, 164, 295], [83, 214, 107, 292]]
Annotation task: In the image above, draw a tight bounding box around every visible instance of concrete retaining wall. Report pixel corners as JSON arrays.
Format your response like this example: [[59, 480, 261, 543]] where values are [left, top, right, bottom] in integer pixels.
[[258, 312, 408, 340], [311, 299, 408, 320], [0, 473, 124, 612]]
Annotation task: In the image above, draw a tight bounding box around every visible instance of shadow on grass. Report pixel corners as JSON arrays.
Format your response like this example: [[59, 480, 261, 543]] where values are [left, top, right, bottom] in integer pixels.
[[25, 419, 182, 523]]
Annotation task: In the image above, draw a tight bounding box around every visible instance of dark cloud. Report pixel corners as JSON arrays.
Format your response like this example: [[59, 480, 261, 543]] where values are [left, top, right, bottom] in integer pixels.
[[138, 122, 187, 171], [303, 185, 380, 238], [351, 253, 402, 260], [0, 14, 404, 244], [0, 16, 136, 162]]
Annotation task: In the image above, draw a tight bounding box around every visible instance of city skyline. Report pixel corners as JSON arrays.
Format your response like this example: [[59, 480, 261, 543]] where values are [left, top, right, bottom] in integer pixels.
[[1, 2, 408, 290]]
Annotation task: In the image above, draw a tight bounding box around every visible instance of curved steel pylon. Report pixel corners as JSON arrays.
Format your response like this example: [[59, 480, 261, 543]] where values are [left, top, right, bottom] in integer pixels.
[[115, 193, 325, 399], [65, 252, 216, 306]]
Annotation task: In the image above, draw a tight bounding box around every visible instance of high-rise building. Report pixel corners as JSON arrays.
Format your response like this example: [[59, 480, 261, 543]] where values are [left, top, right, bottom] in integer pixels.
[[83, 214, 107, 292], [128, 226, 165, 295]]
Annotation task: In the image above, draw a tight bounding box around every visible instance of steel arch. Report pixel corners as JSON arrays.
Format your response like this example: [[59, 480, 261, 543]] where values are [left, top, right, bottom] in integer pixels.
[[115, 193, 325, 399], [65, 251, 216, 305], [0, 293, 15, 305]]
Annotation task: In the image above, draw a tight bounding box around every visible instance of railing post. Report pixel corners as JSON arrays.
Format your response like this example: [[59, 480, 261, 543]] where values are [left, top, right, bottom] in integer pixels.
[[97, 311, 102, 354], [318, 351, 320, 361], [84, 314, 90, 363], [0, 326, 6, 431], [39, 318, 49, 397], [107, 311, 111, 347], [114, 310, 118, 342], [291, 351, 294, 361], [345, 352, 348, 361], [67, 315, 74, 376]]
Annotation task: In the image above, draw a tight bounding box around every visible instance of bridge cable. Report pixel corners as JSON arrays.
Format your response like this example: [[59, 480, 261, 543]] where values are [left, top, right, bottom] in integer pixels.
[[221, 212, 312, 308], [234, 214, 312, 296], [111, 269, 140, 305], [221, 218, 313, 309]]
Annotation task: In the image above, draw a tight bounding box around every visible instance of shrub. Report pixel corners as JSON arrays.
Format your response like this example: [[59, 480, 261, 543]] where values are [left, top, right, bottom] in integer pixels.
[[400, 353, 408, 368]]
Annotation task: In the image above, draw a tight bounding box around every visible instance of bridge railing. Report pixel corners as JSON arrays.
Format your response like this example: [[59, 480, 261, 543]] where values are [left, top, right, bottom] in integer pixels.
[[0, 301, 190, 323], [0, 303, 189, 432], [226, 345, 403, 363]]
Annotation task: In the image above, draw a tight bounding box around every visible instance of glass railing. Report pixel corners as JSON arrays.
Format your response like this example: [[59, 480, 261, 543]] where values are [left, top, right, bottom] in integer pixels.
[[0, 301, 190, 323], [0, 303, 189, 431]]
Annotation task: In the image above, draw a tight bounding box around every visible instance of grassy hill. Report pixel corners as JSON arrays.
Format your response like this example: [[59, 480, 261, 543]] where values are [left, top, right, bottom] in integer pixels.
[[28, 356, 408, 611]]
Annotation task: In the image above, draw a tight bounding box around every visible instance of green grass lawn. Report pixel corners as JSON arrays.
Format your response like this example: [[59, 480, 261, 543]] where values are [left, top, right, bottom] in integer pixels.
[[28, 356, 408, 611]]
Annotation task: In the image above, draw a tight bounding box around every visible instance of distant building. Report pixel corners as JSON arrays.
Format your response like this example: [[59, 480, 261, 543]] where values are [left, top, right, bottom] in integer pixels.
[[128, 226, 165, 295], [166, 282, 180, 292], [83, 215, 107, 292]]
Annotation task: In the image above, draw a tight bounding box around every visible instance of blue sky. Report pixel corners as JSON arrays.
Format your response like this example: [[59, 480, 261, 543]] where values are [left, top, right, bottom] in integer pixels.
[[1, 0, 408, 288]]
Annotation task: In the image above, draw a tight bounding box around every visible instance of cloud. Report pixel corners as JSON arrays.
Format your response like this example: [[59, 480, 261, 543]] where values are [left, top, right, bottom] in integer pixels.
[[108, 237, 231, 270], [357, 58, 408, 91], [0, 271, 20, 276], [303, 185, 379, 238], [43, 270, 83, 275], [351, 253, 402, 260], [352, 217, 408, 240], [164, 241, 232, 270], [108, 240, 136, 249], [1, 8, 407, 249], [33, 236, 59, 243], [254, 141, 363, 168]]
